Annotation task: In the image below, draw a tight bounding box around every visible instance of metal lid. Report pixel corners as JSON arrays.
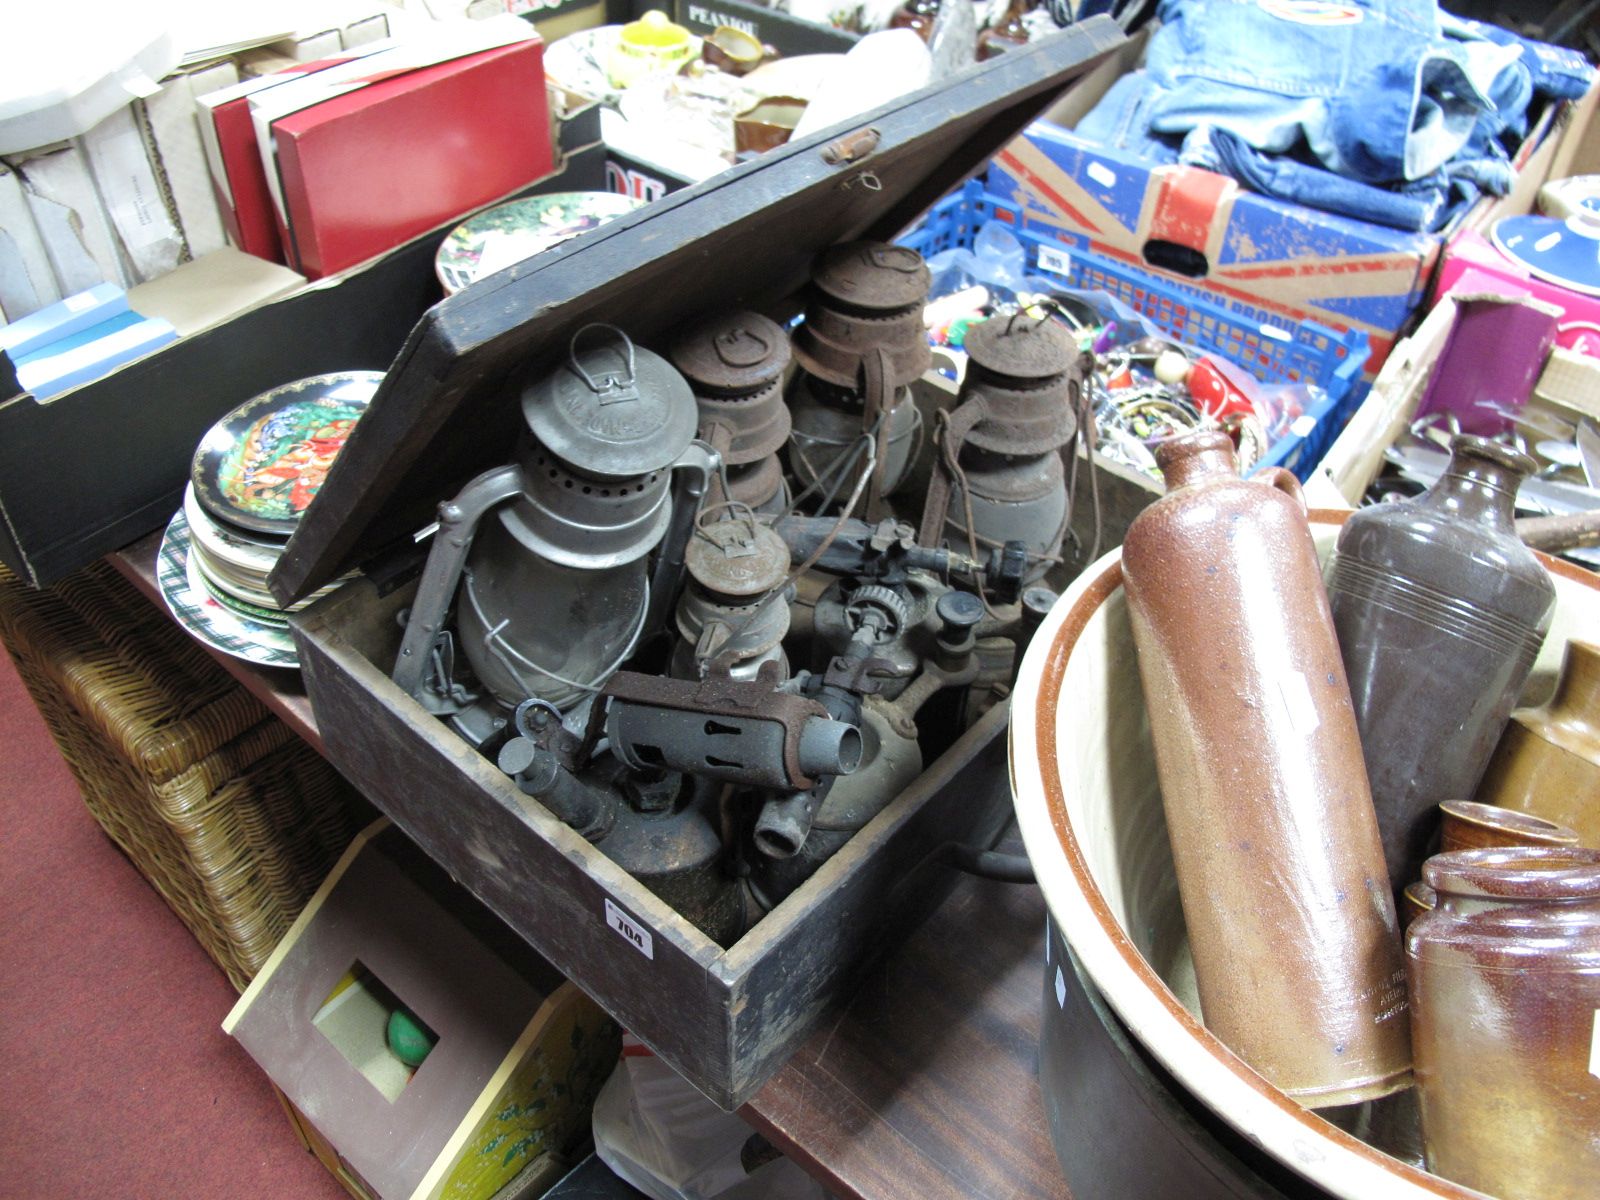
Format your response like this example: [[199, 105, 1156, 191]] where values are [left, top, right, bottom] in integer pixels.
[[669, 312, 791, 395], [685, 517, 790, 598], [522, 324, 698, 479], [810, 242, 930, 312], [964, 313, 1074, 381]]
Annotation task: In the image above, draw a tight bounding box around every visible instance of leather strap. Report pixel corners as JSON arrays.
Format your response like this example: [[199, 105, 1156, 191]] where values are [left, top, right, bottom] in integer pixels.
[[916, 395, 987, 548]]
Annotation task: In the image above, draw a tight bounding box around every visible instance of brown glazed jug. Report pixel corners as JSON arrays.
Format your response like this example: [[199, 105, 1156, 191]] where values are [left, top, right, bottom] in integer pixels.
[[1407, 846, 1600, 1200], [1475, 638, 1600, 846], [1121, 431, 1411, 1107], [1325, 435, 1556, 896]]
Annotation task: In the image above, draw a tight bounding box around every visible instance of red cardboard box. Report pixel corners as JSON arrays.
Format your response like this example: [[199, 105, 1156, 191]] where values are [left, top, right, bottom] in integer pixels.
[[197, 47, 393, 263], [270, 38, 552, 280]]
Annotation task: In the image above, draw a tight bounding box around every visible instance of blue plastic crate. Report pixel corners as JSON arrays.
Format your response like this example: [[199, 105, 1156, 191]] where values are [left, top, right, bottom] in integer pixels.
[[899, 181, 1370, 479]]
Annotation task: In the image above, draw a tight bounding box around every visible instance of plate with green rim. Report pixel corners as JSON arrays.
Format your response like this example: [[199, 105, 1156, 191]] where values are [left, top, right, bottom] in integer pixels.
[[158, 509, 299, 667]]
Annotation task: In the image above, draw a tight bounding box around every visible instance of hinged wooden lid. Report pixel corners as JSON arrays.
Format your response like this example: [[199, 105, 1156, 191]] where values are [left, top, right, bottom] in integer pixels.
[[269, 19, 1126, 603]]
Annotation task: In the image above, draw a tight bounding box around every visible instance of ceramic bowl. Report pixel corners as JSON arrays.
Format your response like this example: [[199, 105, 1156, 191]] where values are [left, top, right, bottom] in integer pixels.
[[1010, 510, 1600, 1199]]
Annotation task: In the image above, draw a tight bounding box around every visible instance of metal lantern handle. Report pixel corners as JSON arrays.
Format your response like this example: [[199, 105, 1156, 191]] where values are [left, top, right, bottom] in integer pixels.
[[568, 323, 638, 399]]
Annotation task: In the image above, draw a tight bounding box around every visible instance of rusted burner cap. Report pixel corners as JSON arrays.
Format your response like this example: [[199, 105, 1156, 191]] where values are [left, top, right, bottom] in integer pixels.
[[810, 241, 930, 313], [695, 378, 792, 464], [670, 312, 791, 396], [685, 518, 791, 599], [793, 310, 934, 390], [961, 377, 1078, 455], [964, 314, 1074, 382]]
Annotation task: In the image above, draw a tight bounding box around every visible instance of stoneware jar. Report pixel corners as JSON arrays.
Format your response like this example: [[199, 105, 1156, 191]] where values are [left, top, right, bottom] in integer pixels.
[[1407, 846, 1600, 1200], [1120, 431, 1410, 1107], [1474, 638, 1600, 846], [1325, 435, 1556, 895], [1437, 799, 1578, 854]]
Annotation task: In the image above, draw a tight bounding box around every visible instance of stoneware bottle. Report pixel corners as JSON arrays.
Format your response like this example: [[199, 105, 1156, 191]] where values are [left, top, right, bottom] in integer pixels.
[[1407, 846, 1600, 1200], [1121, 431, 1411, 1107], [1325, 435, 1556, 895], [1475, 638, 1600, 846]]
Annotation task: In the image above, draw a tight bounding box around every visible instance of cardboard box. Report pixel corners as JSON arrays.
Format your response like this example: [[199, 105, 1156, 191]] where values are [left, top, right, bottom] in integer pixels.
[[264, 24, 1127, 1111], [1435, 231, 1600, 360], [226, 820, 618, 1200], [138, 60, 242, 263], [263, 37, 553, 278], [988, 33, 1592, 375], [670, 0, 859, 55], [1303, 293, 1591, 511], [0, 162, 61, 319], [0, 97, 603, 587]]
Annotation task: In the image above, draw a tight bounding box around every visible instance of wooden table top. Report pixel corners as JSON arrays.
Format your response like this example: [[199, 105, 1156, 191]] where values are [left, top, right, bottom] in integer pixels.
[[109, 534, 1070, 1200], [744, 831, 1069, 1200], [110, 533, 323, 754]]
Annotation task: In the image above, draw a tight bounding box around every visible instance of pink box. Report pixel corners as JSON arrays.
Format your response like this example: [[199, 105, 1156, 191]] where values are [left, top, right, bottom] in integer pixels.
[[1435, 229, 1600, 360]]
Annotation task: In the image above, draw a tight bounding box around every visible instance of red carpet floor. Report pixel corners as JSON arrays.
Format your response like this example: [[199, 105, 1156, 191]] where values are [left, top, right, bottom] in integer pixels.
[[0, 644, 346, 1200]]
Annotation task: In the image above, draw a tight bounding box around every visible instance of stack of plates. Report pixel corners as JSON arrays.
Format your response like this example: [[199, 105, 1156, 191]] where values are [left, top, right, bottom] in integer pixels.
[[159, 371, 382, 667]]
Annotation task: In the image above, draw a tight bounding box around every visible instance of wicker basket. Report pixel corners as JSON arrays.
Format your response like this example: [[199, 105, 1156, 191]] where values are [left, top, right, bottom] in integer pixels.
[[0, 560, 360, 991]]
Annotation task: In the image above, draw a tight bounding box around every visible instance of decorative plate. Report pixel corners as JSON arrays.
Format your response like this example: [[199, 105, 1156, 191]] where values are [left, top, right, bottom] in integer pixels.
[[1491, 213, 1600, 298], [436, 192, 645, 294], [158, 508, 300, 668], [191, 371, 383, 537]]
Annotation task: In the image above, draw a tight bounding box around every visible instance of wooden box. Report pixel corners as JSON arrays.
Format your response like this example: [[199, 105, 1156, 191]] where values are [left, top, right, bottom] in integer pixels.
[[281, 23, 1129, 1109]]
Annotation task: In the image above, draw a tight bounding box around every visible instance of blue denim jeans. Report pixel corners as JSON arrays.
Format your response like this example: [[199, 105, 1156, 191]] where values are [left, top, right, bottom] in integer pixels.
[[1143, 0, 1531, 184], [1074, 72, 1182, 162], [1440, 12, 1594, 103], [1070, 3, 1593, 231], [1198, 127, 1451, 230]]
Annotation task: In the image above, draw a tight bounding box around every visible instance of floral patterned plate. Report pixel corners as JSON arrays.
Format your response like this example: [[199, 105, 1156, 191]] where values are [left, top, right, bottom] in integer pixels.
[[191, 372, 382, 537], [435, 192, 645, 294]]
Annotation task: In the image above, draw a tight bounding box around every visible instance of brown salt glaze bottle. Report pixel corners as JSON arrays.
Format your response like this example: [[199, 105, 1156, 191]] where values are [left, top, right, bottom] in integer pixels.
[[1325, 435, 1556, 896], [1475, 638, 1600, 846], [1407, 846, 1600, 1200], [1121, 431, 1411, 1107]]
